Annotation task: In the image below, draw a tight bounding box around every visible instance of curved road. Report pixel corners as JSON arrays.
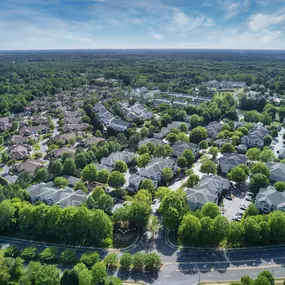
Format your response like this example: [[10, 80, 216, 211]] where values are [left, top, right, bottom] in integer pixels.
[[2, 234, 285, 285]]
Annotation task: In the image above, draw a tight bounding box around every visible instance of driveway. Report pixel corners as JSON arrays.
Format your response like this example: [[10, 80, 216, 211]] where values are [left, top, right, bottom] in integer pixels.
[[169, 176, 188, 191], [51, 118, 59, 138], [272, 127, 285, 157], [223, 189, 251, 221]]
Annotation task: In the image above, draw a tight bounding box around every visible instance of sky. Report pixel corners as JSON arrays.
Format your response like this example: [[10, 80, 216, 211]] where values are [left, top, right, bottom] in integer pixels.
[[0, 0, 285, 50]]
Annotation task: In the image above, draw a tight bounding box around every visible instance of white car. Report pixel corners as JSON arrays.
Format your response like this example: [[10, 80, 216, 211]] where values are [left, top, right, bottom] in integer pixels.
[[245, 196, 252, 201]]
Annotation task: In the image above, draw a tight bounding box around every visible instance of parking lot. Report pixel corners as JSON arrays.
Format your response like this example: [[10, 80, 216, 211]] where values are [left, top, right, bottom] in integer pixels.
[[222, 188, 252, 221]]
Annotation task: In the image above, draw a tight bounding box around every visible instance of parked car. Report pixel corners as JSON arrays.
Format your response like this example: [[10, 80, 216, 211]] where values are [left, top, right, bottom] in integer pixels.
[[232, 216, 241, 221], [246, 196, 252, 201], [226, 195, 232, 200], [240, 204, 247, 210]]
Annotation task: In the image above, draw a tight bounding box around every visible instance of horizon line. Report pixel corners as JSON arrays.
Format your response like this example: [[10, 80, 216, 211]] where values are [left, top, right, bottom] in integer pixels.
[[0, 48, 285, 52]]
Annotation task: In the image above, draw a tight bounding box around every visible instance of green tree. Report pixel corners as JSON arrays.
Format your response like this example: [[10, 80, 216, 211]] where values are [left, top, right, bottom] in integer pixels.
[[182, 149, 195, 166], [199, 140, 208, 150], [1, 151, 9, 163], [275, 181, 285, 192], [269, 211, 285, 243], [91, 262, 107, 285], [263, 135, 272, 146], [0, 200, 16, 233], [114, 160, 128, 173], [155, 187, 171, 200], [227, 166, 247, 183], [96, 169, 110, 184], [144, 253, 161, 271], [54, 177, 68, 188], [108, 171, 125, 188], [75, 153, 87, 169], [212, 215, 229, 245], [179, 123, 188, 133], [189, 126, 207, 144], [186, 174, 200, 188], [160, 192, 186, 229], [200, 216, 214, 246], [161, 114, 172, 127], [73, 263, 92, 285], [21, 247, 38, 260], [39, 247, 57, 262], [50, 159, 63, 176], [228, 221, 245, 246], [243, 218, 261, 244], [190, 114, 202, 128], [132, 252, 145, 271], [200, 159, 217, 174], [81, 164, 97, 182], [60, 249, 77, 264], [166, 133, 179, 144], [178, 214, 201, 246], [246, 204, 259, 216], [74, 181, 88, 192], [21, 262, 60, 285], [16, 171, 33, 188], [258, 271, 274, 285], [80, 251, 99, 269], [95, 130, 102, 137], [259, 221, 270, 244], [208, 146, 219, 159], [137, 153, 150, 168], [259, 149, 275, 163], [220, 143, 235, 153], [60, 269, 79, 285], [139, 179, 155, 197], [34, 167, 49, 182], [201, 202, 221, 219], [63, 158, 76, 176], [130, 200, 151, 228], [241, 276, 253, 285], [120, 252, 132, 270], [104, 253, 118, 268], [4, 245, 19, 258], [138, 145, 149, 155], [140, 127, 149, 139], [161, 167, 173, 184], [246, 148, 261, 161], [250, 162, 270, 178], [177, 156, 187, 168], [249, 174, 270, 194]]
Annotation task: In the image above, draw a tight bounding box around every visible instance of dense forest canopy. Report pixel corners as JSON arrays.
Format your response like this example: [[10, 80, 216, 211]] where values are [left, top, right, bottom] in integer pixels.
[[0, 49, 285, 114]]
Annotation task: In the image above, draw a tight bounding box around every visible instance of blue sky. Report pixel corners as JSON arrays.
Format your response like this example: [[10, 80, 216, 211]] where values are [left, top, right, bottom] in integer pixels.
[[0, 0, 285, 50]]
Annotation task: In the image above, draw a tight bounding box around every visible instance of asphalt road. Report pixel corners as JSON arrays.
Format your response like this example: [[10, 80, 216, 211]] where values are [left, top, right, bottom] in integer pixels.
[[2, 235, 285, 285]]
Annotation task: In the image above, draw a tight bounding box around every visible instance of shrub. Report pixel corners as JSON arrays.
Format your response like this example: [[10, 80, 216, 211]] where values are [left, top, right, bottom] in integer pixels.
[[54, 177, 69, 188], [39, 247, 57, 262], [21, 246, 38, 260], [4, 245, 19, 258], [80, 251, 99, 269], [60, 249, 77, 264]]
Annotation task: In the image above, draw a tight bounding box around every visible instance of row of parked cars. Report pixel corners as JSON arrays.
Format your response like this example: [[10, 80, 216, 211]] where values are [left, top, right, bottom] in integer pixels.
[[232, 204, 248, 221], [232, 191, 254, 221]]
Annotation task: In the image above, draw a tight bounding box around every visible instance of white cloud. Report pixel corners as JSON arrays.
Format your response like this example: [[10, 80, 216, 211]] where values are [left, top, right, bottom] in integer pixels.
[[152, 32, 164, 40], [225, 2, 240, 18], [248, 9, 285, 31], [166, 8, 214, 35], [204, 18, 215, 27], [219, 0, 250, 19]]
